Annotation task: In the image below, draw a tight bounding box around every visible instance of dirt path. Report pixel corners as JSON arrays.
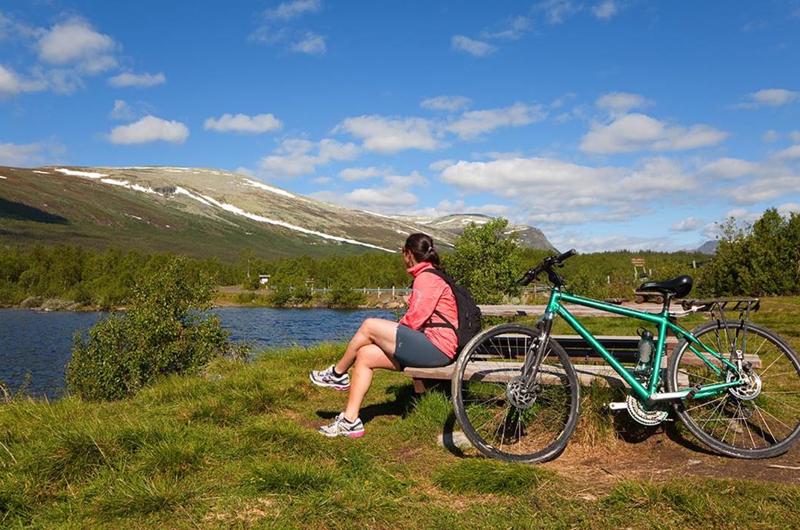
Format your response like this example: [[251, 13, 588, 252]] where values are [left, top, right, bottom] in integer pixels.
[[541, 428, 800, 493]]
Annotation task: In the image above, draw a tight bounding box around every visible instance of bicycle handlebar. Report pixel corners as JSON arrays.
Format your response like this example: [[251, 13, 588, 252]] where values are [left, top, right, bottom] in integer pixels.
[[517, 248, 577, 287]]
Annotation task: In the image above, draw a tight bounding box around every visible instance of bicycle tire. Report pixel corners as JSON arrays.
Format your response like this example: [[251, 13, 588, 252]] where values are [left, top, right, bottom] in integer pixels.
[[452, 323, 580, 463], [667, 320, 800, 459]]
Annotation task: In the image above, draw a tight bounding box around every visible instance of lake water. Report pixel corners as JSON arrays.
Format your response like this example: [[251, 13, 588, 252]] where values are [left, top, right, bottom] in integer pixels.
[[0, 307, 397, 399]]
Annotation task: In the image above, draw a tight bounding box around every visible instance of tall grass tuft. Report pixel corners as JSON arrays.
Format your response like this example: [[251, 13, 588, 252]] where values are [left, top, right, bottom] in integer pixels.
[[247, 460, 339, 494], [433, 459, 557, 495], [96, 475, 192, 519]]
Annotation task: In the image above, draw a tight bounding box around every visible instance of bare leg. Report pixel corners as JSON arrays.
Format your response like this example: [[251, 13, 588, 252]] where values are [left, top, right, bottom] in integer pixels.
[[344, 344, 400, 421], [334, 318, 398, 374]]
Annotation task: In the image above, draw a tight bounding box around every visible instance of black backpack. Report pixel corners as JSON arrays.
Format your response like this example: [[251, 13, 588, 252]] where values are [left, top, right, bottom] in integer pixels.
[[419, 268, 482, 354]]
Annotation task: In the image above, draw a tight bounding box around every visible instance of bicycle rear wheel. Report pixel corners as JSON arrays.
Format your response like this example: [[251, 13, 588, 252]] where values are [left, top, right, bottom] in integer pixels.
[[452, 323, 580, 463], [667, 320, 800, 458]]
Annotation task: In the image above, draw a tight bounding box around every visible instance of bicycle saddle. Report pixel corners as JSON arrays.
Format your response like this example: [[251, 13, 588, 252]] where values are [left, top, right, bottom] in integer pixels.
[[637, 275, 693, 299]]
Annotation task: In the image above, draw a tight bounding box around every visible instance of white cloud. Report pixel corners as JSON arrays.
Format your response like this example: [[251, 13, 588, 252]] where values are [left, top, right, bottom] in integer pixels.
[[335, 115, 442, 153], [728, 173, 800, 205], [0, 64, 21, 96], [737, 88, 799, 109], [109, 116, 189, 145], [421, 95, 472, 112], [774, 144, 800, 160], [778, 202, 800, 216], [595, 92, 651, 115], [344, 187, 418, 208], [109, 99, 134, 120], [580, 113, 728, 154], [291, 32, 326, 54], [699, 157, 758, 180], [108, 71, 166, 88], [251, 1, 324, 53], [311, 171, 426, 212], [671, 216, 703, 232], [0, 142, 44, 166], [0, 64, 47, 96], [536, 0, 580, 24], [481, 16, 532, 40], [312, 176, 332, 185], [204, 113, 283, 134], [264, 0, 321, 21], [451, 35, 496, 57], [429, 159, 455, 171], [762, 130, 780, 143], [37, 18, 117, 73], [258, 137, 359, 177], [447, 103, 546, 140], [439, 156, 696, 225], [339, 166, 389, 181], [592, 0, 620, 20], [791, 131, 800, 143]]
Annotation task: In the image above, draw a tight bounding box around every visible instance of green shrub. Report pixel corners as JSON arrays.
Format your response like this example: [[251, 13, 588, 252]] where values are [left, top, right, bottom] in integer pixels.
[[325, 283, 366, 308], [443, 218, 524, 304], [67, 257, 234, 401], [701, 209, 800, 296]]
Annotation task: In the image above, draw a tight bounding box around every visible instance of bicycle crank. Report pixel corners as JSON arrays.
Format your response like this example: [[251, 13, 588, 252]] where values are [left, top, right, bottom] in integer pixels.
[[607, 397, 669, 426]]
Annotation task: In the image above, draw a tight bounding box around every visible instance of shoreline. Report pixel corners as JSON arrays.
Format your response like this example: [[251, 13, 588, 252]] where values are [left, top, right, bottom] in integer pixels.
[[1, 298, 405, 313]]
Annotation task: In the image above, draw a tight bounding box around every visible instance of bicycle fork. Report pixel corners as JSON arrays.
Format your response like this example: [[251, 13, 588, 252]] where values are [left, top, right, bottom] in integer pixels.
[[520, 314, 556, 392]]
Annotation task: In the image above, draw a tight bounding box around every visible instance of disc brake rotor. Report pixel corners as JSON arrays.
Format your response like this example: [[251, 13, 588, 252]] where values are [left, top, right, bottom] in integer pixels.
[[727, 370, 762, 400], [507, 376, 538, 410]]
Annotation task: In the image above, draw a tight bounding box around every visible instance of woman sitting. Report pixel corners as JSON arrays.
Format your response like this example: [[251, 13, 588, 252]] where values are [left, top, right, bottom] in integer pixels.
[[309, 233, 457, 437]]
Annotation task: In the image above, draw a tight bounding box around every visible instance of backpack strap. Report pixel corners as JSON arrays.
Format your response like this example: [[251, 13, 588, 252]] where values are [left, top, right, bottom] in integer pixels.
[[417, 269, 457, 332]]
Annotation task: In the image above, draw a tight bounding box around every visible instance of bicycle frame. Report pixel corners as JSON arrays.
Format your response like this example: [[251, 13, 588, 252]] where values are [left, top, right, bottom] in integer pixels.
[[539, 288, 744, 403]]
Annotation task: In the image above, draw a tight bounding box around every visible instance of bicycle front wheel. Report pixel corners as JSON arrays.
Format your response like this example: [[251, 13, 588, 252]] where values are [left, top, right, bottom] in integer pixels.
[[667, 320, 800, 458], [452, 323, 580, 463]]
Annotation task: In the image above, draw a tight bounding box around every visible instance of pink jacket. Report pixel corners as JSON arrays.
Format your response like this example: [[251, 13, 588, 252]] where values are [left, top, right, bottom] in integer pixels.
[[398, 262, 458, 359]]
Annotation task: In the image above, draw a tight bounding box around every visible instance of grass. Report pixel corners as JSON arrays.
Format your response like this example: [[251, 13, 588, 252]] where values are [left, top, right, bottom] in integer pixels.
[[1, 299, 799, 528]]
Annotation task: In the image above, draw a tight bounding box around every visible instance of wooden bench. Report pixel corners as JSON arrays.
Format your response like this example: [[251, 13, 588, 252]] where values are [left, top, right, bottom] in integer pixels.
[[403, 333, 761, 393]]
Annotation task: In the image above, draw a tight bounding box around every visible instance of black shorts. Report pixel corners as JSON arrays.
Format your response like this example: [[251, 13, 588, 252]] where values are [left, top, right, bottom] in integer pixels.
[[393, 325, 453, 369]]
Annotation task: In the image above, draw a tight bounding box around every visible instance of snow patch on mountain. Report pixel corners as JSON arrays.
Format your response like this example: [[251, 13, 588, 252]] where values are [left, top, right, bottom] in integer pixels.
[[56, 168, 108, 179], [242, 178, 296, 199], [187, 192, 394, 252]]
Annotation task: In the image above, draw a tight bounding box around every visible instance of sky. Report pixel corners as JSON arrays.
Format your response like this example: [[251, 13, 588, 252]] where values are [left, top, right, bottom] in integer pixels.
[[1, 0, 799, 252]]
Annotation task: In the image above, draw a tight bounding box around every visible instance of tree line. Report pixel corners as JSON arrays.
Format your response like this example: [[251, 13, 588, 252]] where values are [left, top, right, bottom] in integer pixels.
[[1, 208, 797, 308]]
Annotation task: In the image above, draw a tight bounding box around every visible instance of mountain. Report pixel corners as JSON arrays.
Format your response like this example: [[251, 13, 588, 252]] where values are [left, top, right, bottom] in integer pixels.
[[0, 166, 553, 260], [695, 240, 719, 255], [401, 213, 556, 251]]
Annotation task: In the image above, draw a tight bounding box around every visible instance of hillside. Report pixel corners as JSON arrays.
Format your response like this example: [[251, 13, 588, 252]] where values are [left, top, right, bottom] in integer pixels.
[[0, 166, 553, 260], [395, 213, 556, 251], [696, 240, 719, 255]]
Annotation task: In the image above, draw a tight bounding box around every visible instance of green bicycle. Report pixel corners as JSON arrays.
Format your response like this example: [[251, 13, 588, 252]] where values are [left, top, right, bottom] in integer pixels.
[[452, 250, 800, 462]]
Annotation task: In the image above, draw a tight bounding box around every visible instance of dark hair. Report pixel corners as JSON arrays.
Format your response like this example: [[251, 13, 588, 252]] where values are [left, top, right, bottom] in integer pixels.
[[403, 233, 440, 267]]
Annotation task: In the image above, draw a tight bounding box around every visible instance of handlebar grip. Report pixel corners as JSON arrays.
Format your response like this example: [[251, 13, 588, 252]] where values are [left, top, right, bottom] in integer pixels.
[[517, 268, 539, 286], [555, 248, 577, 263]]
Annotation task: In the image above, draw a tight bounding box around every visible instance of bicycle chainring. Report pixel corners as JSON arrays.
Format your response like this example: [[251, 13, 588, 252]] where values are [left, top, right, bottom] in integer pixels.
[[626, 395, 669, 426]]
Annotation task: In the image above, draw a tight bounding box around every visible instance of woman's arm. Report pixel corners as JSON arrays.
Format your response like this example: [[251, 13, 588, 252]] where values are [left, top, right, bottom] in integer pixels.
[[398, 273, 446, 330]]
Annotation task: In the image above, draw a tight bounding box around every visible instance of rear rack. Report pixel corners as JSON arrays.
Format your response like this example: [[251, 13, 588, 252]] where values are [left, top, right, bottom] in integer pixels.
[[679, 297, 761, 318]]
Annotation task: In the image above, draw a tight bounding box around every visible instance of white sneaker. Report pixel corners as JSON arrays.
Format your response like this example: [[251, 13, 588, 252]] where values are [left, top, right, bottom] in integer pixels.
[[309, 364, 350, 391], [318, 413, 365, 438]]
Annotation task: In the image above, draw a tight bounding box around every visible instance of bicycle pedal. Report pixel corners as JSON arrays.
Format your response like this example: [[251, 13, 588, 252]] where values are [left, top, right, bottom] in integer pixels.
[[607, 402, 628, 411]]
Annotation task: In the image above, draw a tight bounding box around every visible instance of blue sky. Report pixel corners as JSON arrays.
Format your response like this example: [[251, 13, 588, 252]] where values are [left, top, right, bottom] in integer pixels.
[[1, 0, 799, 252]]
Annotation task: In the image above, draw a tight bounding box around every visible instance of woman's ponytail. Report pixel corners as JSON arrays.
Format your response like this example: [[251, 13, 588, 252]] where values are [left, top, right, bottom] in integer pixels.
[[404, 233, 440, 267]]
